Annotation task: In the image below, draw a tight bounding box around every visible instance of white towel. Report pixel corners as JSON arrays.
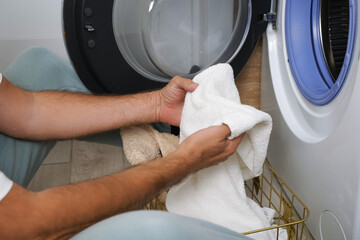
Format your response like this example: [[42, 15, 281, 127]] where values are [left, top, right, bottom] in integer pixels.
[[166, 63, 279, 239]]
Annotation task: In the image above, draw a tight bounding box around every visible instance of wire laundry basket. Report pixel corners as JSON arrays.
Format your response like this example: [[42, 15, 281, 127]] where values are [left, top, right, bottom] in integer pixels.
[[144, 161, 310, 240], [243, 161, 310, 239]]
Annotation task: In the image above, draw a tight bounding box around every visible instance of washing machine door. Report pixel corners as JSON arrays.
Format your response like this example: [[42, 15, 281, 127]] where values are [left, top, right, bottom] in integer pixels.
[[63, 0, 270, 94]]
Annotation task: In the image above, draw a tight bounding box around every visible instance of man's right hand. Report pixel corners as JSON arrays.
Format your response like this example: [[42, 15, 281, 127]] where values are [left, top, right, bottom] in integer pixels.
[[155, 76, 198, 126], [173, 124, 245, 173]]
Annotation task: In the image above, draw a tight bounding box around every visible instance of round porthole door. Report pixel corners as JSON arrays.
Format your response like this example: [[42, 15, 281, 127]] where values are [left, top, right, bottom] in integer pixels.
[[285, 0, 358, 105], [63, 0, 270, 94]]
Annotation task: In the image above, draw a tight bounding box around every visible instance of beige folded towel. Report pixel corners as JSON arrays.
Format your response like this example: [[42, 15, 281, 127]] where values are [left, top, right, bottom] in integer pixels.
[[120, 125, 179, 166], [120, 125, 179, 206]]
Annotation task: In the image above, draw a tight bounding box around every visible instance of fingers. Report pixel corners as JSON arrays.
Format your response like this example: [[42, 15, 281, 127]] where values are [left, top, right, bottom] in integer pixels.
[[172, 76, 198, 92], [213, 126, 244, 155], [195, 124, 231, 141], [177, 125, 246, 171], [216, 124, 232, 139], [227, 133, 245, 152], [202, 124, 242, 141], [231, 133, 245, 146]]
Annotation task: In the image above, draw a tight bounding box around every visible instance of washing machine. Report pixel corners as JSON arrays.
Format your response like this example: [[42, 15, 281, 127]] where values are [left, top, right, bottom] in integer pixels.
[[62, 0, 359, 239], [261, 0, 360, 239], [62, 0, 272, 94]]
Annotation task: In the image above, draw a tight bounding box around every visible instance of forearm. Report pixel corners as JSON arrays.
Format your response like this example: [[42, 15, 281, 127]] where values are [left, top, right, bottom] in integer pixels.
[[1, 75, 197, 140], [0, 152, 188, 239], [24, 90, 159, 140]]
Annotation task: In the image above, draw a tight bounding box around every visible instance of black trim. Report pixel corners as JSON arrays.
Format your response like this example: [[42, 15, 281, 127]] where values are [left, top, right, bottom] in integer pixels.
[[320, 0, 349, 81], [63, 0, 271, 94], [230, 0, 271, 76], [63, 0, 165, 94]]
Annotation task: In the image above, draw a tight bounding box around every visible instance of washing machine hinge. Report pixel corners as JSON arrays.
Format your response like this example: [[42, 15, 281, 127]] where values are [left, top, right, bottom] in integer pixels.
[[263, 0, 278, 30], [263, 12, 276, 22]]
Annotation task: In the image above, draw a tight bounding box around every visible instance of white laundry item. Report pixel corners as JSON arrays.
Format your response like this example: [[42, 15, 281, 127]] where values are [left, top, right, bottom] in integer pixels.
[[166, 63, 281, 239]]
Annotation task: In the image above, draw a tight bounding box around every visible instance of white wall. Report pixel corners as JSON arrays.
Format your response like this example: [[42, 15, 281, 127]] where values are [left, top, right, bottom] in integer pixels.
[[0, 0, 68, 72]]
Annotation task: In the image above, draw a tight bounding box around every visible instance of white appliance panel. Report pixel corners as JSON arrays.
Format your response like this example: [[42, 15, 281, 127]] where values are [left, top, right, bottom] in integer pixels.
[[261, 0, 360, 239]]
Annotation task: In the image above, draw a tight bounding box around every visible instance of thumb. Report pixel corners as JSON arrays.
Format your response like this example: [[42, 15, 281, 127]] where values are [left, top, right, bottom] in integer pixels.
[[210, 124, 232, 139], [186, 81, 199, 92], [230, 133, 246, 146], [176, 77, 198, 92]]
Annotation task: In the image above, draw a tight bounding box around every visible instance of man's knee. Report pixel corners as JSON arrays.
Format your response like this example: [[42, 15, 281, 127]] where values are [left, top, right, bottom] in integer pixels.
[[4, 47, 87, 92], [19, 46, 54, 62], [72, 211, 184, 240], [114, 211, 182, 236], [135, 211, 181, 235], [7, 47, 60, 76]]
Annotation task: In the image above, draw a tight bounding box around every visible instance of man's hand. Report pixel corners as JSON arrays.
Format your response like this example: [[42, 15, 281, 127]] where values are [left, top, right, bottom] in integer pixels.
[[172, 124, 245, 173], [155, 76, 198, 126]]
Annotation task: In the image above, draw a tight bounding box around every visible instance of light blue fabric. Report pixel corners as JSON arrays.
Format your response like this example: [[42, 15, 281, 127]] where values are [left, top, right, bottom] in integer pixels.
[[1, 47, 88, 186], [71, 210, 252, 240], [0, 47, 120, 186]]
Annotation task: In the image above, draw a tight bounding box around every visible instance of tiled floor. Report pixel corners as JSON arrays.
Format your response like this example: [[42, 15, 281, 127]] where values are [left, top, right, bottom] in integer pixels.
[[27, 140, 131, 192]]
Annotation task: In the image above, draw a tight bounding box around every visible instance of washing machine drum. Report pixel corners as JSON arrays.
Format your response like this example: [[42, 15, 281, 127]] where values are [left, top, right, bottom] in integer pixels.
[[63, 0, 270, 94]]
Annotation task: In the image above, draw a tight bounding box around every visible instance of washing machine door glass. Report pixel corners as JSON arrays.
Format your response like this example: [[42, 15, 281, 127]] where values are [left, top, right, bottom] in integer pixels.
[[63, 0, 270, 94], [113, 0, 251, 82]]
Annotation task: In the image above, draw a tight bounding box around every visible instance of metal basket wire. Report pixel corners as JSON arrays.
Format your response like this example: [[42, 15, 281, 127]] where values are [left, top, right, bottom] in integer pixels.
[[243, 161, 310, 239], [144, 161, 310, 240]]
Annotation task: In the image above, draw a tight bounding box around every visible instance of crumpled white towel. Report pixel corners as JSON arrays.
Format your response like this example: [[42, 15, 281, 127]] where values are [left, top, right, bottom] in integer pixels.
[[166, 63, 281, 239]]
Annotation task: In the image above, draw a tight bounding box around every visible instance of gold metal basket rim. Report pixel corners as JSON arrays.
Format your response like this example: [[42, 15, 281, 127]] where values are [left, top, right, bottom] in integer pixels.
[[242, 161, 310, 238]]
